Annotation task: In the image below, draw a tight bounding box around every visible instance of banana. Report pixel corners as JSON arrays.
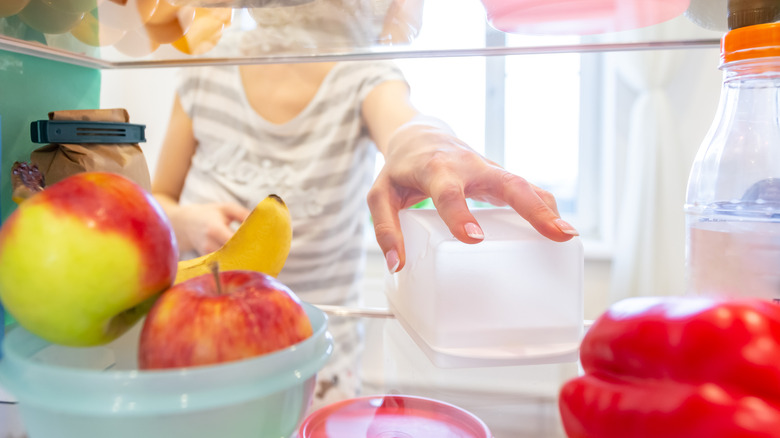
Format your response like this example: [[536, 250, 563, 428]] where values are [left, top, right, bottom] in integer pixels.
[[175, 194, 292, 284]]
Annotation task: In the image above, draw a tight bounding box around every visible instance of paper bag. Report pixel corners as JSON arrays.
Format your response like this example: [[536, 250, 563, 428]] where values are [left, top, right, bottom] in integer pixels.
[[30, 108, 152, 191]]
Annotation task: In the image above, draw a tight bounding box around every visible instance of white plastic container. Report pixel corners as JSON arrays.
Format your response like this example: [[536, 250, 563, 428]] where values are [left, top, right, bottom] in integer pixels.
[[385, 208, 584, 368]]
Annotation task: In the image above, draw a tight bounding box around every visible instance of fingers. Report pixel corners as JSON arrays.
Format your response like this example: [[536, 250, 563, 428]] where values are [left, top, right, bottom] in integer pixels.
[[221, 203, 251, 224], [217, 202, 251, 241], [199, 203, 250, 255], [369, 167, 578, 277], [367, 178, 406, 274], [428, 177, 484, 244], [201, 228, 231, 254], [497, 172, 579, 242], [435, 166, 577, 243], [532, 183, 560, 216]]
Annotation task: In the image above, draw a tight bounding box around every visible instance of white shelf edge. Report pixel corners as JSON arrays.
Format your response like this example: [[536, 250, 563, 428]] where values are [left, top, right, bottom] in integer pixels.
[[1, 35, 721, 70]]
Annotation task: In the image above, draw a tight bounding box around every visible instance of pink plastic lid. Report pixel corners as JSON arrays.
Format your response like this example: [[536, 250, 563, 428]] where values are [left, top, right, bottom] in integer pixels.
[[298, 395, 492, 438], [480, 0, 691, 35]]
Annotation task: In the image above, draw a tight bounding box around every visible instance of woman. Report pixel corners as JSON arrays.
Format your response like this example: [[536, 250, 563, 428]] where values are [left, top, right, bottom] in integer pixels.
[[152, 0, 577, 409]]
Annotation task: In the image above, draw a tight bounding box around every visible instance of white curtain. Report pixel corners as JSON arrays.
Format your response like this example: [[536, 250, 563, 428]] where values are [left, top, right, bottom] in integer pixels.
[[607, 16, 720, 302]]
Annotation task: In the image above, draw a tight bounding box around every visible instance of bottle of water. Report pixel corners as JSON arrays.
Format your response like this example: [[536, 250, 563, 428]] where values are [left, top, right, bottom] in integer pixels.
[[685, 22, 780, 300]]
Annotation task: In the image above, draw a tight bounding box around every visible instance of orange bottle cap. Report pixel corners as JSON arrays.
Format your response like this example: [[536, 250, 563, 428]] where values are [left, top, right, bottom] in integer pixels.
[[722, 22, 780, 64]]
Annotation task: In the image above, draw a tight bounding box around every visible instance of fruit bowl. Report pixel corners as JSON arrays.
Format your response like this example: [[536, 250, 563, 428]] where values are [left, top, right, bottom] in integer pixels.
[[0, 302, 332, 438]]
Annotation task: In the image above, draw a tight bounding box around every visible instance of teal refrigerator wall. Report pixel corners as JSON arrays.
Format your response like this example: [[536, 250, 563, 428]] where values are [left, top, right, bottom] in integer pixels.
[[0, 50, 100, 330], [0, 49, 101, 224]]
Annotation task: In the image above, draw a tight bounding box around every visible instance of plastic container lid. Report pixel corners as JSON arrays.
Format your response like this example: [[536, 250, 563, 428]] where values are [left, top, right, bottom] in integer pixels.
[[298, 395, 492, 438], [479, 0, 690, 35]]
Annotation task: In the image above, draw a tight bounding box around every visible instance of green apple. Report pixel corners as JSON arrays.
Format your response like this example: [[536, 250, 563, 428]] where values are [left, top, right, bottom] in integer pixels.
[[0, 0, 30, 18], [138, 269, 312, 370], [0, 172, 178, 346], [17, 0, 85, 34]]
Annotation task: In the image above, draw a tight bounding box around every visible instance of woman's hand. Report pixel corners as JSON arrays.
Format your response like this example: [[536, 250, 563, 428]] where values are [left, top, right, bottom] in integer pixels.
[[367, 116, 579, 273], [165, 202, 251, 256]]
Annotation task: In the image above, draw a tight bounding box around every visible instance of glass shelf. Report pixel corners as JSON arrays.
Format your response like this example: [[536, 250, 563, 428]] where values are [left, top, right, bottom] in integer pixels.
[[0, 0, 723, 69]]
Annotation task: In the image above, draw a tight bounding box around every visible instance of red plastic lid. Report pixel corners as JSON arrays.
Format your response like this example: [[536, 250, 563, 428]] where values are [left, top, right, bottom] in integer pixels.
[[480, 0, 690, 35], [298, 395, 493, 438]]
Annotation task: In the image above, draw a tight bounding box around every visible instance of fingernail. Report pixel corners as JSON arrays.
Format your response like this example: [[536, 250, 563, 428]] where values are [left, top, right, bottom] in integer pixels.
[[554, 218, 579, 236], [385, 249, 400, 274], [465, 222, 484, 240]]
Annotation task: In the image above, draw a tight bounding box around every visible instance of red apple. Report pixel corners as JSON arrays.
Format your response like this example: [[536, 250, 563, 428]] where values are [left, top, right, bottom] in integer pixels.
[[0, 171, 178, 346], [138, 269, 313, 370]]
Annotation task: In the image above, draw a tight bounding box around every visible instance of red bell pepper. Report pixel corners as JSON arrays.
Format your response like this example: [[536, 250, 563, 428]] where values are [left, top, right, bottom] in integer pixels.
[[559, 296, 780, 438]]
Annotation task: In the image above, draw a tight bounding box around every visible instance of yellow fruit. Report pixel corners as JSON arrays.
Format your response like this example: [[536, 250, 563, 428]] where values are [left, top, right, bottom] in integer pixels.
[[146, 0, 180, 25], [70, 9, 127, 47], [144, 6, 195, 45], [170, 7, 231, 55], [175, 194, 292, 284]]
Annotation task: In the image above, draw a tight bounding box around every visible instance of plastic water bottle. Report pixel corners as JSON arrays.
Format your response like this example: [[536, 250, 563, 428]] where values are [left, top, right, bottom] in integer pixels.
[[685, 22, 780, 300]]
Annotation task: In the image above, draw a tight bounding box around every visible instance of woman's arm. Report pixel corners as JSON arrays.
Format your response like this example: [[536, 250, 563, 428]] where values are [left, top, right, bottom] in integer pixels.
[[361, 79, 578, 273], [152, 95, 249, 256], [152, 95, 196, 207]]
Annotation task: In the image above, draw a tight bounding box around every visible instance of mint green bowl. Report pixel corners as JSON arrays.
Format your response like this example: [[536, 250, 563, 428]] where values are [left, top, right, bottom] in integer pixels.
[[0, 302, 332, 438]]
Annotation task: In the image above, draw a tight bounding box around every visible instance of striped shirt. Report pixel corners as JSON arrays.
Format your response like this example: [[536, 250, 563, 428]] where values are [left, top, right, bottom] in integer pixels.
[[176, 61, 406, 403]]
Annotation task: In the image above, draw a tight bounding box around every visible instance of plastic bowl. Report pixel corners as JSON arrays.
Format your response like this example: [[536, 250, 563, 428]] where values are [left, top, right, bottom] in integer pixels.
[[0, 302, 332, 438]]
